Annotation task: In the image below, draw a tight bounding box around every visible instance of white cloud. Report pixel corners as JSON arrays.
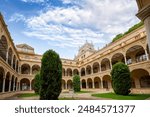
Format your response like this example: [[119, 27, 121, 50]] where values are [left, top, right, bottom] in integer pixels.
[[9, 13, 26, 22], [11, 0, 139, 55], [21, 0, 46, 3]]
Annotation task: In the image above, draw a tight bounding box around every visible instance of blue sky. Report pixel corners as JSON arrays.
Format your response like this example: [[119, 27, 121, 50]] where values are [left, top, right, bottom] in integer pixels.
[[0, 0, 140, 59]]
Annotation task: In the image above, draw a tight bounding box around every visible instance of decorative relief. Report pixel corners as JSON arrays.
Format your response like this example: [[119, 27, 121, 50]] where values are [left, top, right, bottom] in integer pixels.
[[140, 39, 145, 44], [146, 64, 150, 69]]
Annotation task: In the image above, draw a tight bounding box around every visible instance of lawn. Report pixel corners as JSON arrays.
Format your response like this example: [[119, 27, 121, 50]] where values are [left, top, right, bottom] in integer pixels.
[[18, 93, 75, 100], [18, 93, 39, 98], [92, 93, 150, 100]]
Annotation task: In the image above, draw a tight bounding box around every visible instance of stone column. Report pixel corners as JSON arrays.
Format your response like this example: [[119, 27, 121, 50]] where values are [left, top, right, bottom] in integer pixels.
[[101, 80, 103, 89], [144, 17, 150, 51], [92, 80, 95, 89], [30, 66, 32, 75], [124, 55, 127, 64], [144, 49, 149, 60], [18, 82, 21, 91], [2, 77, 6, 93], [110, 59, 112, 70], [136, 2, 150, 51], [86, 80, 88, 89], [11, 55, 14, 67], [13, 79, 15, 91], [6, 48, 9, 63], [30, 80, 32, 90], [99, 63, 101, 73]]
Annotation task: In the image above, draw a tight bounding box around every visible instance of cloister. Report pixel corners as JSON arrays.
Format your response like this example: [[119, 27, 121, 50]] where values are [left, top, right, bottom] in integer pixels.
[[1, 2, 150, 96]]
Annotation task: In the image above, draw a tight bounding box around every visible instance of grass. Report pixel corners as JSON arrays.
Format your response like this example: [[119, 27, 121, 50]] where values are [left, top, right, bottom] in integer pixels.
[[18, 93, 39, 98], [92, 93, 150, 100]]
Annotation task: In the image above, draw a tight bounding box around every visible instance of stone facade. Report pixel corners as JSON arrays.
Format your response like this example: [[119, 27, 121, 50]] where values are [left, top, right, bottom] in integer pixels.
[[0, 12, 150, 94]]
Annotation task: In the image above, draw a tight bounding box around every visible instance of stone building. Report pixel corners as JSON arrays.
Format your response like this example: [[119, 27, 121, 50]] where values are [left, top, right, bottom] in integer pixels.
[[0, 12, 150, 94]]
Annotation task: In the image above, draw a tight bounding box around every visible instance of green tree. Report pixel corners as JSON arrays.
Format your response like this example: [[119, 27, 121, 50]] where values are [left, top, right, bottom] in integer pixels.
[[33, 72, 41, 94], [40, 49, 62, 100], [73, 75, 81, 92], [111, 62, 131, 95]]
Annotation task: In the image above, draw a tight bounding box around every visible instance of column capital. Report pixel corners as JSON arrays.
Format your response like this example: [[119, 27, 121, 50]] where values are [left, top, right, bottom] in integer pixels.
[[136, 4, 150, 21]]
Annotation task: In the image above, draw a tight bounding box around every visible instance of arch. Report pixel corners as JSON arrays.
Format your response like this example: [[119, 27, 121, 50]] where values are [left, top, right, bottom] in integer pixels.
[[126, 45, 146, 64], [86, 65, 91, 75], [81, 79, 86, 88], [14, 77, 18, 91], [16, 60, 19, 72], [62, 79, 66, 89], [66, 68, 72, 76], [87, 78, 93, 89], [13, 55, 16, 70], [0, 35, 8, 61], [11, 75, 14, 91], [102, 75, 112, 89], [8, 48, 13, 66], [93, 62, 100, 73], [67, 80, 73, 89], [20, 78, 30, 91], [111, 53, 125, 65], [0, 66, 5, 92], [94, 77, 101, 88], [101, 58, 111, 71], [81, 68, 85, 76], [21, 63, 31, 74], [5, 72, 10, 92], [131, 69, 150, 88], [73, 69, 79, 75], [32, 65, 40, 74]]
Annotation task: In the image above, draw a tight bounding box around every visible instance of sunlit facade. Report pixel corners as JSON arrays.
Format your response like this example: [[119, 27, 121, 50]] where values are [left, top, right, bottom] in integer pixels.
[[0, 12, 150, 94]]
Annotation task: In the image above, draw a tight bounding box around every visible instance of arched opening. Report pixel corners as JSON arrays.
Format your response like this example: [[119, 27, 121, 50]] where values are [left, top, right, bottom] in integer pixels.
[[13, 55, 16, 70], [31, 79, 34, 90], [86, 65, 91, 75], [66, 68, 72, 76], [102, 75, 112, 89], [126, 45, 147, 64], [94, 77, 101, 88], [62, 68, 65, 76], [16, 60, 19, 72], [11, 75, 14, 91], [0, 67, 5, 92], [14, 77, 17, 91], [8, 48, 13, 66], [67, 80, 73, 89], [82, 79, 86, 88], [73, 69, 79, 75], [62, 80, 66, 89], [131, 69, 150, 88], [93, 62, 100, 73], [21, 64, 30, 74], [0, 35, 8, 61], [81, 68, 85, 76], [5, 72, 10, 92], [32, 65, 40, 74], [87, 78, 93, 89], [111, 53, 125, 65], [101, 58, 111, 71], [20, 78, 30, 91]]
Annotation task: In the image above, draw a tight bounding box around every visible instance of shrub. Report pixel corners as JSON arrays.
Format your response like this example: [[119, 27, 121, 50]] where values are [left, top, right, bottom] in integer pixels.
[[112, 22, 144, 42], [111, 62, 131, 95], [33, 72, 41, 94], [73, 75, 81, 92], [40, 49, 62, 100]]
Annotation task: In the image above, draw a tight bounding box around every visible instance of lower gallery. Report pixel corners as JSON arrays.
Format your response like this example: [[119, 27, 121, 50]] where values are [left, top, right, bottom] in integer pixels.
[[0, 12, 150, 97]]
